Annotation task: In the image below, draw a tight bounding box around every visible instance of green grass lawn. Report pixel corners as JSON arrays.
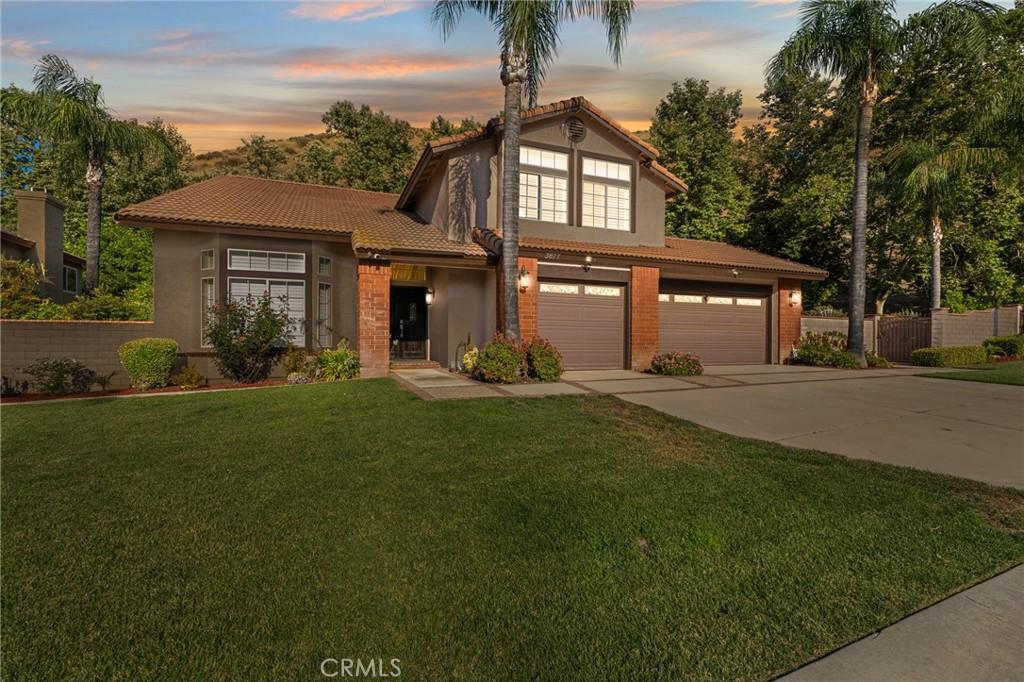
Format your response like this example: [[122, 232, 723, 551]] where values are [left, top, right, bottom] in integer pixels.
[[3, 381, 1022, 680], [924, 360, 1024, 386]]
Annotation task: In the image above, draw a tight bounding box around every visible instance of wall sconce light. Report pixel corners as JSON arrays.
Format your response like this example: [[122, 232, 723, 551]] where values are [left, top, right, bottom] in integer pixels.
[[518, 266, 531, 292], [425, 288, 435, 306], [582, 255, 593, 272], [789, 290, 802, 307]]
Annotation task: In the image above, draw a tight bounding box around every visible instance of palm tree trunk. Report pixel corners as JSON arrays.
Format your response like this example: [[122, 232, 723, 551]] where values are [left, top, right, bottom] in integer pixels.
[[85, 157, 105, 291], [929, 209, 942, 310], [847, 78, 877, 368], [500, 49, 525, 341]]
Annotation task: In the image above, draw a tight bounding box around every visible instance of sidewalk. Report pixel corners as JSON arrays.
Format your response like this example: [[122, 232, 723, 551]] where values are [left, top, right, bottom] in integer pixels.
[[779, 564, 1024, 681]]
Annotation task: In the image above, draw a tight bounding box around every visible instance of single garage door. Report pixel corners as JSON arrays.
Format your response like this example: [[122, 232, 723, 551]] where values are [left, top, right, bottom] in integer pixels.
[[538, 281, 625, 369], [659, 292, 768, 364]]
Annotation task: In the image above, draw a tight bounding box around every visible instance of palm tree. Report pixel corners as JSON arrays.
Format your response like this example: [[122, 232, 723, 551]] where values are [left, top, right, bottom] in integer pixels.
[[768, 0, 996, 365], [3, 55, 170, 290], [433, 0, 634, 341]]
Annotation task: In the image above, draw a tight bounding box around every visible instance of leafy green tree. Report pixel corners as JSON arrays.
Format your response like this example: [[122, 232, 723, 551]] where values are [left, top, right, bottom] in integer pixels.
[[242, 134, 285, 178], [320, 101, 416, 193], [650, 79, 751, 242], [292, 140, 341, 186], [433, 0, 634, 341], [2, 55, 171, 290], [424, 115, 481, 143]]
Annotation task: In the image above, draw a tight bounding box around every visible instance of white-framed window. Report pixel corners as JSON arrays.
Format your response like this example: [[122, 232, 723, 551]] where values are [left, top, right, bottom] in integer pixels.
[[539, 282, 579, 295], [674, 294, 703, 303], [658, 293, 671, 302], [520, 146, 568, 171], [317, 283, 332, 348], [201, 277, 215, 347], [582, 156, 631, 231], [227, 249, 305, 274], [519, 146, 568, 224], [228, 277, 305, 345], [62, 265, 79, 293], [201, 249, 215, 271], [584, 285, 621, 297], [736, 298, 762, 306], [707, 296, 733, 305], [318, 256, 331, 276]]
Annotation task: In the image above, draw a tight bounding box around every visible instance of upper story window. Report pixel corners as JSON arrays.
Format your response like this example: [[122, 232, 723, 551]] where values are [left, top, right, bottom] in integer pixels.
[[519, 146, 568, 224], [200, 249, 215, 270], [227, 248, 305, 274], [318, 256, 331, 276], [581, 156, 631, 231]]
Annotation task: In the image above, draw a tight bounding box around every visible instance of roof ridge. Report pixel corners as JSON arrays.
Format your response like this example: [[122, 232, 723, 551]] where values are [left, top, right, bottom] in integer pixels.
[[665, 236, 815, 268]]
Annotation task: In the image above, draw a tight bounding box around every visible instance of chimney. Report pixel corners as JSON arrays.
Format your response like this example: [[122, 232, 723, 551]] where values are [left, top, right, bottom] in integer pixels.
[[16, 189, 66, 298]]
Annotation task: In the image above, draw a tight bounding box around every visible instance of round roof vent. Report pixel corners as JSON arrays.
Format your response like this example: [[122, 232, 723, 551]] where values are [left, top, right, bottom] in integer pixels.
[[563, 116, 587, 144]]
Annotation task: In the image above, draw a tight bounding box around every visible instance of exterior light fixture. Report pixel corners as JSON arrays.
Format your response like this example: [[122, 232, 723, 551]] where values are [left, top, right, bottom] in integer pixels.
[[730, 268, 740, 277], [582, 255, 593, 272], [425, 288, 435, 306], [518, 266, 531, 292], [789, 290, 802, 307]]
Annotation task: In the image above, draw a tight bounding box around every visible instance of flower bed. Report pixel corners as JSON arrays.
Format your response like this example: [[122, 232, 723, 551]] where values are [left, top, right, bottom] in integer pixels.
[[0, 379, 289, 404]]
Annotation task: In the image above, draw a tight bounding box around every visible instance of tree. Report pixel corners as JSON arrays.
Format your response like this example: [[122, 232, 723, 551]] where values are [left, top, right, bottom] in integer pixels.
[[242, 134, 285, 178], [292, 140, 341, 186], [650, 79, 751, 242], [433, 0, 634, 341], [424, 115, 481, 143], [2, 55, 171, 290], [321, 101, 416, 193], [768, 0, 997, 365]]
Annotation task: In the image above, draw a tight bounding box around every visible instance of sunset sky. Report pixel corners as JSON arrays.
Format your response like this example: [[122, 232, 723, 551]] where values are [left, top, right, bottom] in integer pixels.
[[2, 1, 957, 153]]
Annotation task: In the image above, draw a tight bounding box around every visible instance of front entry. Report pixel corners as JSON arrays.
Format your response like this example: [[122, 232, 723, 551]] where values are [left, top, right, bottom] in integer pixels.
[[390, 285, 428, 360]]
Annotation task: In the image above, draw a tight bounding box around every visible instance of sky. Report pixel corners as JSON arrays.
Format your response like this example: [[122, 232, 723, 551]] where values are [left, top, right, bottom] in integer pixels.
[[1, 0, 953, 154]]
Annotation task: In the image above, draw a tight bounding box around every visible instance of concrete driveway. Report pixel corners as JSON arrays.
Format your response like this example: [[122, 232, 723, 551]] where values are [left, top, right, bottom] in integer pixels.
[[578, 366, 1024, 488]]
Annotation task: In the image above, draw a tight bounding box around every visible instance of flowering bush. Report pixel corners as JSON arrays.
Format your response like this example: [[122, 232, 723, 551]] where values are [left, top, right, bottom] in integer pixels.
[[206, 294, 291, 383], [461, 346, 480, 373], [471, 334, 525, 384], [649, 351, 703, 376], [523, 337, 562, 382], [793, 331, 858, 368]]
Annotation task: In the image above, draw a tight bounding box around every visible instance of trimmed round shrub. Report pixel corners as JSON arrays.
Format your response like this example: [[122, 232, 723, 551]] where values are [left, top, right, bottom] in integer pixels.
[[524, 337, 562, 382], [650, 351, 703, 376], [471, 334, 524, 384], [118, 338, 179, 389]]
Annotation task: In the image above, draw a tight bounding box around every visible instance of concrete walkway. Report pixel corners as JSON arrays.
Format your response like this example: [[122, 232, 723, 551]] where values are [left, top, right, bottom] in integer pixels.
[[780, 565, 1024, 682]]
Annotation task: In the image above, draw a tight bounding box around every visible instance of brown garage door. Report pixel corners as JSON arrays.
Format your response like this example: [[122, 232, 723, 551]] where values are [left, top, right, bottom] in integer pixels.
[[538, 281, 625, 369], [659, 292, 768, 364]]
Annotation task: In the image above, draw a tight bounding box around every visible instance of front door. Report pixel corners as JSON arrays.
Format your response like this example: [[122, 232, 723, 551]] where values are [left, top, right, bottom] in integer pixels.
[[390, 286, 428, 360]]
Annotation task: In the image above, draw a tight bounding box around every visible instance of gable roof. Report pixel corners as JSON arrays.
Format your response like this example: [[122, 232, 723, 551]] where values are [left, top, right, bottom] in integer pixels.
[[114, 175, 485, 259], [397, 96, 688, 209]]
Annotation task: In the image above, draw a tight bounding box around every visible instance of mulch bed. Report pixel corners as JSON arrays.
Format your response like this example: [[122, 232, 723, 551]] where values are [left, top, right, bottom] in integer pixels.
[[1, 379, 288, 404]]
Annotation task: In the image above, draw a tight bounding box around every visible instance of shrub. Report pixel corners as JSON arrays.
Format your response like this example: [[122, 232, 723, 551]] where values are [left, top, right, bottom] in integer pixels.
[[66, 288, 148, 321], [910, 346, 988, 367], [865, 351, 891, 368], [316, 340, 360, 381], [118, 337, 179, 389], [22, 358, 95, 395], [280, 345, 310, 375], [171, 365, 205, 390], [461, 346, 479, 373], [206, 295, 290, 383], [984, 335, 1024, 359], [2, 375, 28, 397], [650, 351, 704, 376], [1, 258, 50, 318], [524, 337, 562, 382], [794, 331, 858, 368], [287, 372, 312, 385], [21, 299, 68, 320], [471, 334, 524, 384]]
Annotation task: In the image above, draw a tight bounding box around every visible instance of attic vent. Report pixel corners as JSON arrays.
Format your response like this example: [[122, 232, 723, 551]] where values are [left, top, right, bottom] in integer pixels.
[[563, 116, 587, 144]]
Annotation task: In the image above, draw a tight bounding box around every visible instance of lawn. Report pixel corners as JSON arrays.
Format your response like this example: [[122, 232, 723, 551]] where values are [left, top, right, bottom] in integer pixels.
[[924, 360, 1024, 386], [2, 381, 1022, 680]]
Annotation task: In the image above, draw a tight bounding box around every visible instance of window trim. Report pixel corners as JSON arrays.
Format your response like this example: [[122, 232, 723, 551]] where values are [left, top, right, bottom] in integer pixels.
[[61, 265, 79, 294], [227, 248, 306, 274], [519, 145, 569, 172], [227, 276, 307, 346], [200, 248, 215, 271], [519, 171, 569, 224], [317, 256, 332, 277], [579, 153, 634, 232], [200, 276, 215, 348], [317, 282, 333, 348], [581, 179, 631, 231]]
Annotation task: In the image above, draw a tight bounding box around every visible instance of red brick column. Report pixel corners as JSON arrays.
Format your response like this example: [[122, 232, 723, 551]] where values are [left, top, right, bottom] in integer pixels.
[[778, 278, 802, 363], [495, 256, 538, 342], [357, 260, 391, 377], [630, 265, 659, 371]]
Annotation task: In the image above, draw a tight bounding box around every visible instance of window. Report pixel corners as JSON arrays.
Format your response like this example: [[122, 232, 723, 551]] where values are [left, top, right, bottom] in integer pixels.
[[201, 277, 215, 347], [520, 146, 567, 170], [227, 249, 305, 273], [584, 285, 621, 297], [318, 256, 331, 276], [658, 293, 671, 302], [201, 249, 214, 271], [519, 146, 568, 224], [707, 296, 733, 305], [736, 298, 762, 307], [228, 277, 305, 345], [62, 266, 79, 294], [539, 283, 579, 295], [317, 283, 332, 348], [675, 294, 703, 303], [582, 156, 631, 231]]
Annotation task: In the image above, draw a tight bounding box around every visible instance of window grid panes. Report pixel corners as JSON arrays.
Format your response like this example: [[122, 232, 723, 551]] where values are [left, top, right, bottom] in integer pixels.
[[228, 277, 305, 345], [585, 285, 621, 297], [201, 249, 214, 270], [317, 283, 332, 348], [675, 294, 703, 303], [583, 157, 631, 182], [227, 249, 305, 274], [519, 172, 567, 223], [318, 256, 331, 276], [201, 277, 214, 347], [582, 181, 630, 231], [707, 296, 733, 305], [520, 146, 568, 171], [539, 283, 579, 295]]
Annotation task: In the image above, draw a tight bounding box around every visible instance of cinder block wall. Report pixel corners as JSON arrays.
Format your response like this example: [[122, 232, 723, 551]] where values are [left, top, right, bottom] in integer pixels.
[[800, 316, 878, 353], [1, 320, 155, 389], [930, 305, 1022, 347]]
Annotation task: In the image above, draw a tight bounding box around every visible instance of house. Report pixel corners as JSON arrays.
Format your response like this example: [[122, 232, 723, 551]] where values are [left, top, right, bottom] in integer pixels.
[[2, 189, 85, 302], [114, 97, 825, 378]]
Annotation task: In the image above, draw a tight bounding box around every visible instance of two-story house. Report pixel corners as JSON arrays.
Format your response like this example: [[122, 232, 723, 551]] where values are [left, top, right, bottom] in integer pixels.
[[2, 189, 85, 302], [115, 97, 825, 377]]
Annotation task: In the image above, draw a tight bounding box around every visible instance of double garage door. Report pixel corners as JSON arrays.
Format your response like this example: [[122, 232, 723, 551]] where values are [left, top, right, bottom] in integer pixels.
[[538, 279, 770, 369]]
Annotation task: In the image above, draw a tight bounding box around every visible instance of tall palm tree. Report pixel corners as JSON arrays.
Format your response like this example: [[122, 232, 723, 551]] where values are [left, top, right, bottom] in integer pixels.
[[433, 0, 634, 341], [768, 0, 996, 365], [3, 55, 169, 290]]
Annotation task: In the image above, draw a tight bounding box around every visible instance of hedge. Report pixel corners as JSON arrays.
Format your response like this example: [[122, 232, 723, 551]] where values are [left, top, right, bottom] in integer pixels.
[[910, 345, 988, 367], [984, 334, 1024, 358], [118, 338, 179, 389]]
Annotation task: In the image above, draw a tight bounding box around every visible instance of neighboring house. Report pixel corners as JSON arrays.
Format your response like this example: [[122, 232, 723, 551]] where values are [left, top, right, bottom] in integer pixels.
[[2, 189, 85, 303], [115, 97, 825, 378]]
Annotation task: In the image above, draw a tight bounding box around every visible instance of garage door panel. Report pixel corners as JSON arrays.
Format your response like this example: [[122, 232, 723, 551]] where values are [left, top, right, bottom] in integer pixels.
[[539, 282, 624, 370], [659, 296, 768, 365]]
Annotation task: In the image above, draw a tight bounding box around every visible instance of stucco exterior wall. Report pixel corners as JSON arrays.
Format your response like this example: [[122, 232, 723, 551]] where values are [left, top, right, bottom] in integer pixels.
[[426, 266, 492, 368], [931, 305, 1022, 347]]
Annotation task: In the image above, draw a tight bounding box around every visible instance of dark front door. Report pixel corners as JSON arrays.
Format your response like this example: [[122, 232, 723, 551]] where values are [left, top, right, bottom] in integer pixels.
[[390, 286, 428, 360]]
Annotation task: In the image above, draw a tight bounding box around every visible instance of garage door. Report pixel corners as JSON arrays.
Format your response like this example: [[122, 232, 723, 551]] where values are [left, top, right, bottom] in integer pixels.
[[659, 292, 768, 364], [538, 281, 625, 369]]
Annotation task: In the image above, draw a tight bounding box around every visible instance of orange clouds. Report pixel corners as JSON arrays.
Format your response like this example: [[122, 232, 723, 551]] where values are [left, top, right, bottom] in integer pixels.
[[289, 2, 420, 22], [278, 49, 492, 79], [1, 38, 50, 59]]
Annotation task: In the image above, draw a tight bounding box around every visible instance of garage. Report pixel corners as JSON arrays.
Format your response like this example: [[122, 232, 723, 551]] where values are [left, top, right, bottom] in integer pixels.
[[538, 281, 625, 369], [659, 284, 770, 364]]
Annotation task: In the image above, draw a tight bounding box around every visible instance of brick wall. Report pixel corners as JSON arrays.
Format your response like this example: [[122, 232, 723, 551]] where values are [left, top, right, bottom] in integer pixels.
[[494, 256, 538, 342], [1, 320, 156, 388], [357, 260, 391, 378], [778, 279, 803, 362], [931, 305, 1022, 347], [630, 265, 659, 371]]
